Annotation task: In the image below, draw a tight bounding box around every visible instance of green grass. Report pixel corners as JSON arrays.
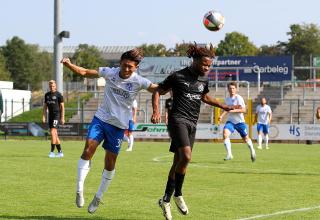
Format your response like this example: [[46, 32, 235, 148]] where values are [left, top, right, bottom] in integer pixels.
[[0, 141, 320, 220]]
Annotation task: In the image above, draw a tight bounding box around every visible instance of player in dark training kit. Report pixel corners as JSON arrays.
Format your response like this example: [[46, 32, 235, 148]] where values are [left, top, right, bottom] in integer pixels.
[[151, 44, 237, 220], [42, 80, 65, 158]]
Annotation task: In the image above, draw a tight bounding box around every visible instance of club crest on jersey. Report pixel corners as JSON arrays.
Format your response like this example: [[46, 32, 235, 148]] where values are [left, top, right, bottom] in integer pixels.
[[126, 83, 133, 91], [198, 84, 204, 92]]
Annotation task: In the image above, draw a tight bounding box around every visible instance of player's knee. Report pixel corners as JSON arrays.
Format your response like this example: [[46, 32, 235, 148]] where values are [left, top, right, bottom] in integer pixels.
[[82, 142, 97, 159], [181, 152, 192, 164]]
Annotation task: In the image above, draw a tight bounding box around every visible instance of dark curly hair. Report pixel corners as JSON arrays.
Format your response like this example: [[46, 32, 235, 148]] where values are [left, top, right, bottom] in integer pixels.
[[120, 48, 144, 64], [186, 43, 215, 59]]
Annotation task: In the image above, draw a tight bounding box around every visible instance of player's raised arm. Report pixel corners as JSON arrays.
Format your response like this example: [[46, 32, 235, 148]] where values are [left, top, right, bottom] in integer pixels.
[[61, 58, 99, 78]]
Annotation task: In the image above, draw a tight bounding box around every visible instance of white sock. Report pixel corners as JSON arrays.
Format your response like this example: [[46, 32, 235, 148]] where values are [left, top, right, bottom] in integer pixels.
[[265, 134, 269, 147], [246, 138, 255, 154], [123, 135, 129, 142], [224, 138, 232, 157], [128, 134, 134, 149], [96, 169, 115, 199], [258, 134, 262, 147], [77, 158, 91, 192]]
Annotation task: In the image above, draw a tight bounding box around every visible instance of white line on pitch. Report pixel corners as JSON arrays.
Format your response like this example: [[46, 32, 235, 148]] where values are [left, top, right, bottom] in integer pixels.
[[236, 205, 320, 220]]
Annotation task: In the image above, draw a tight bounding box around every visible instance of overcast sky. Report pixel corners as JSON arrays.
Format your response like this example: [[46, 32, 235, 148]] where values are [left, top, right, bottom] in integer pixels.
[[1, 0, 319, 48]]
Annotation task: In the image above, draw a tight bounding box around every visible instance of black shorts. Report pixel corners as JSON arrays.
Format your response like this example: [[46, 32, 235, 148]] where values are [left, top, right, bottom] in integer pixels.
[[168, 119, 197, 153], [48, 115, 60, 129]]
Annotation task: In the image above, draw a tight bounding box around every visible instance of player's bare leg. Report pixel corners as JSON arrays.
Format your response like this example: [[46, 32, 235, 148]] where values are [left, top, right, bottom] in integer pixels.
[[53, 129, 63, 157], [48, 128, 58, 158]]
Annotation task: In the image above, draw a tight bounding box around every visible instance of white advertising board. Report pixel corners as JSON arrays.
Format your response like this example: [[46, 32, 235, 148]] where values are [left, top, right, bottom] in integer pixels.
[[133, 123, 320, 141]]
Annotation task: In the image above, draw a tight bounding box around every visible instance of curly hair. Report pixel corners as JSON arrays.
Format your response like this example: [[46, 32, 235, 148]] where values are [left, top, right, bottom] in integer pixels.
[[186, 43, 215, 59], [120, 48, 144, 64]]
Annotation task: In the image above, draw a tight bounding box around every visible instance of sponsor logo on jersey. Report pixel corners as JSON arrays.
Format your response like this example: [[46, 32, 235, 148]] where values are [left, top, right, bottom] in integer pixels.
[[198, 84, 204, 92], [126, 83, 133, 91], [111, 87, 130, 98], [186, 93, 201, 100]]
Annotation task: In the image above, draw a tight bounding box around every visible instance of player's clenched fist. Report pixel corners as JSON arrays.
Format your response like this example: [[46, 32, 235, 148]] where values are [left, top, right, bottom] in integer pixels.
[[61, 57, 71, 65]]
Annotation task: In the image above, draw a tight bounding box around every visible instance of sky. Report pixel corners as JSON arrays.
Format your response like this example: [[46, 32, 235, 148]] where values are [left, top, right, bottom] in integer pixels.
[[1, 0, 319, 49]]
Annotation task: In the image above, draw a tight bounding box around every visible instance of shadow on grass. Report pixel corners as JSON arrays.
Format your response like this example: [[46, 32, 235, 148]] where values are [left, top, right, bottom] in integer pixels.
[[221, 170, 320, 176], [0, 216, 133, 220]]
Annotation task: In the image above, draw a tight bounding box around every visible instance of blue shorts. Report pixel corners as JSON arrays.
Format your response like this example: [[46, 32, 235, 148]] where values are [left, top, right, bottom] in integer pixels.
[[257, 123, 269, 134], [87, 117, 125, 154], [128, 120, 135, 132], [224, 121, 248, 138]]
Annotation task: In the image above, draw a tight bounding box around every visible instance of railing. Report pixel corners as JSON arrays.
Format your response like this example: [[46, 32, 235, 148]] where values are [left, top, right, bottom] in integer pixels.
[[1, 99, 31, 122]]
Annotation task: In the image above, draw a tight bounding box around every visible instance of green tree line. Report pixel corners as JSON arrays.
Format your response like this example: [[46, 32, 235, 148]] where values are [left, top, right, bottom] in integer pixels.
[[1, 23, 320, 89]]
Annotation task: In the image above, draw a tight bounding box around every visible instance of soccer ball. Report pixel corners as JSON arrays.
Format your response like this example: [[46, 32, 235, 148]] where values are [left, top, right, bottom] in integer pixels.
[[203, 10, 225, 31]]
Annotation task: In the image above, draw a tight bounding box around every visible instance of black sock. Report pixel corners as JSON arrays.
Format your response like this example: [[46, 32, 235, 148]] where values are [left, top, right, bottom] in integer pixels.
[[50, 144, 55, 152], [163, 177, 175, 202], [56, 144, 62, 153], [174, 172, 185, 197]]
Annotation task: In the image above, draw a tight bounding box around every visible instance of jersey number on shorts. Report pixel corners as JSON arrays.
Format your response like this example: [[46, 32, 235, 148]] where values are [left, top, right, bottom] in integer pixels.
[[53, 120, 58, 127], [116, 139, 122, 148]]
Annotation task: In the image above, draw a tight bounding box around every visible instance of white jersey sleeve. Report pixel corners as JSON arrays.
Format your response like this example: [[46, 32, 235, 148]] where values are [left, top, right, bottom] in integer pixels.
[[98, 67, 120, 78], [137, 75, 152, 90]]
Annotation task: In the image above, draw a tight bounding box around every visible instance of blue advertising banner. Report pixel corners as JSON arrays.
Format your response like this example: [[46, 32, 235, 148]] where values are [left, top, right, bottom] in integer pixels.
[[209, 55, 292, 82]]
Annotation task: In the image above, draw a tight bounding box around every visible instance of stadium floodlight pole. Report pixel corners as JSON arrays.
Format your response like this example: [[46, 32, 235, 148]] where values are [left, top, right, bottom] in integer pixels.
[[53, 0, 69, 94]]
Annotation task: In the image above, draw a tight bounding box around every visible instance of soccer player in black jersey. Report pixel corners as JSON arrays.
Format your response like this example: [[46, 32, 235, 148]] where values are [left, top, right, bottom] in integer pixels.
[[42, 80, 65, 158], [151, 44, 236, 220]]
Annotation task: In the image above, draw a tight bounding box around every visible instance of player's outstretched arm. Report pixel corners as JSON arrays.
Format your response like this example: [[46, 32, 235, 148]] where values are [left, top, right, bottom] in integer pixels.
[[151, 87, 166, 124], [146, 83, 159, 93], [61, 58, 99, 78], [218, 111, 228, 123], [201, 93, 233, 111]]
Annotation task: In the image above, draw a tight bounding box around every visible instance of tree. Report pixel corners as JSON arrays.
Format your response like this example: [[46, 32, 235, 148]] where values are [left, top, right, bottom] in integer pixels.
[[258, 43, 286, 56], [66, 44, 104, 81], [0, 53, 11, 81], [139, 44, 167, 57], [282, 23, 320, 79], [1, 37, 52, 90], [169, 42, 191, 56], [216, 32, 258, 56]]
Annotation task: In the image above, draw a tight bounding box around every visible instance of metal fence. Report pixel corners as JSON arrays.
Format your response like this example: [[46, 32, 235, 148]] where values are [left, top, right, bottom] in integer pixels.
[[1, 98, 31, 122]]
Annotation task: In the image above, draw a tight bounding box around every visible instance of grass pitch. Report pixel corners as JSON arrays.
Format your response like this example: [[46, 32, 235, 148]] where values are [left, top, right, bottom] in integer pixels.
[[0, 140, 320, 220]]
